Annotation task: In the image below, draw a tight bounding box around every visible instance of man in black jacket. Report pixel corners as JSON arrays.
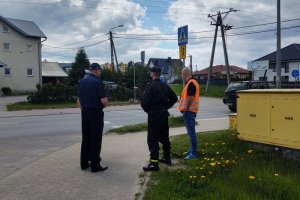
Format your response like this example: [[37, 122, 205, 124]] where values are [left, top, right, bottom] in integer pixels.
[[141, 67, 178, 171]]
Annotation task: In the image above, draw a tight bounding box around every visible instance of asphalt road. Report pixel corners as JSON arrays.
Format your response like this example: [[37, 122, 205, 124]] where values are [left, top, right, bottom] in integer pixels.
[[0, 97, 230, 179]]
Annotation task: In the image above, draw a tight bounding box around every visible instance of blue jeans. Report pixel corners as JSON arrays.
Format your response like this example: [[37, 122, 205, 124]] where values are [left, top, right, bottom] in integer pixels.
[[183, 112, 197, 155]]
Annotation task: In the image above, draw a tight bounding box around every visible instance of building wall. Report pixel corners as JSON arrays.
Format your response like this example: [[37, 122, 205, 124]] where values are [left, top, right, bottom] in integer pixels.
[[253, 61, 300, 81], [0, 21, 41, 91]]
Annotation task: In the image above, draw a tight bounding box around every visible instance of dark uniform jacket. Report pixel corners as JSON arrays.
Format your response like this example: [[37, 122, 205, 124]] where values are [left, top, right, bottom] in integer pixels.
[[141, 78, 178, 118]]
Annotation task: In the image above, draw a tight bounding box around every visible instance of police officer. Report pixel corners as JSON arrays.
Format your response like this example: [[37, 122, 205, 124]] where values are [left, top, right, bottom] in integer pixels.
[[141, 67, 178, 171], [77, 63, 108, 172]]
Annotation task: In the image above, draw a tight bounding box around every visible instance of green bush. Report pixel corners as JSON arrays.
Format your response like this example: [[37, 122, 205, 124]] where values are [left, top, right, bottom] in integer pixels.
[[1, 87, 12, 95], [27, 83, 76, 103]]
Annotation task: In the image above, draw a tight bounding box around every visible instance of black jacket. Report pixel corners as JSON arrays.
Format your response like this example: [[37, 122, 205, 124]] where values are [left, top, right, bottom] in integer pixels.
[[141, 79, 178, 114]]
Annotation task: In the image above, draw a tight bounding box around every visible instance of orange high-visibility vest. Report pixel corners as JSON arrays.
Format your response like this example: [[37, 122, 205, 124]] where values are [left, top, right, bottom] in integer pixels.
[[178, 79, 200, 113]]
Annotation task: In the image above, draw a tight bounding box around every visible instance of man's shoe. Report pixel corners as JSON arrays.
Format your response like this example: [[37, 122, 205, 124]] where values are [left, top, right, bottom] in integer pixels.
[[183, 150, 192, 156], [81, 163, 90, 170], [158, 157, 171, 165], [184, 153, 199, 160], [143, 162, 159, 171], [91, 165, 108, 172]]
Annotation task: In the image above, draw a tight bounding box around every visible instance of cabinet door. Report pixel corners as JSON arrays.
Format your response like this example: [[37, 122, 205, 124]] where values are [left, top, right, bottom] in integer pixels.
[[271, 93, 300, 149], [237, 92, 271, 143]]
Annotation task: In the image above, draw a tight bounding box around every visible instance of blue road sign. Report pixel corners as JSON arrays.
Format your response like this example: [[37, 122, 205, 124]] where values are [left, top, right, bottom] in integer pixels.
[[178, 25, 188, 46], [292, 69, 299, 78]]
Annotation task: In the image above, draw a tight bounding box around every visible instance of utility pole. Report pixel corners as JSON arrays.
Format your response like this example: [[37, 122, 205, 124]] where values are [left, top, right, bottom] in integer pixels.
[[206, 8, 237, 92], [276, 0, 281, 88], [133, 61, 136, 101], [109, 31, 114, 70], [109, 25, 124, 71]]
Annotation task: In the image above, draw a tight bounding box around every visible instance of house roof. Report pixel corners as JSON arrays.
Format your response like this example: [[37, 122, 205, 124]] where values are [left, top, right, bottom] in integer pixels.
[[0, 15, 46, 38], [42, 62, 68, 77], [0, 61, 7, 68], [146, 58, 183, 74], [255, 43, 300, 62], [194, 65, 248, 75]]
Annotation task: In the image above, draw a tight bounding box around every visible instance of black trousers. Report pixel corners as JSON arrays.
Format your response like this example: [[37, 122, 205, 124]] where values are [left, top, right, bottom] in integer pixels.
[[80, 107, 104, 169], [147, 111, 170, 161]]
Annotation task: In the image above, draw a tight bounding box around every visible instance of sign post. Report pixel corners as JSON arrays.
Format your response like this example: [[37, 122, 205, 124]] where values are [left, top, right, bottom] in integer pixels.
[[178, 25, 188, 69]]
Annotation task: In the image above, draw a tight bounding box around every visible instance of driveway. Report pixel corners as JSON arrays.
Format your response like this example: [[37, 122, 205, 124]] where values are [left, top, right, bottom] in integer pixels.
[[0, 96, 27, 111]]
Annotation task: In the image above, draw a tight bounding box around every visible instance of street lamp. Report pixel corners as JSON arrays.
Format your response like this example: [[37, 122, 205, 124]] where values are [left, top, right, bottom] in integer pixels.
[[109, 25, 124, 71], [133, 61, 136, 101], [188, 54, 192, 74]]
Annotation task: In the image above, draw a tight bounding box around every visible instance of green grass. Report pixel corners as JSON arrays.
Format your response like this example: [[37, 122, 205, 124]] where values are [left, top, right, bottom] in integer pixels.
[[107, 115, 185, 134], [170, 84, 226, 98], [143, 130, 300, 200], [6, 100, 132, 111]]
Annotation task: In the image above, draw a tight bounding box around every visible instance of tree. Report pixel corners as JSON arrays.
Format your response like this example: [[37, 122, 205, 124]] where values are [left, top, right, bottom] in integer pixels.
[[68, 48, 90, 86]]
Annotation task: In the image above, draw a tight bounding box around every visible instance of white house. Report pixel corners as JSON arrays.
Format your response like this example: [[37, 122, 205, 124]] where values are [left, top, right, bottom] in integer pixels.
[[248, 44, 300, 82], [0, 15, 46, 91]]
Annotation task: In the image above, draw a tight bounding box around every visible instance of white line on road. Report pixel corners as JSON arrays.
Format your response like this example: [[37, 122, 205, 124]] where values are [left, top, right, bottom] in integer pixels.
[[104, 121, 112, 124], [197, 117, 228, 122], [0, 122, 20, 125]]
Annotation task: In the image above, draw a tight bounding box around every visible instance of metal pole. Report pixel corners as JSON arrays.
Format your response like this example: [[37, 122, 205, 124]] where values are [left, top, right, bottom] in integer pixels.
[[133, 61, 136, 100], [189, 55, 193, 75], [206, 16, 219, 93], [276, 0, 281, 88], [221, 22, 231, 86]]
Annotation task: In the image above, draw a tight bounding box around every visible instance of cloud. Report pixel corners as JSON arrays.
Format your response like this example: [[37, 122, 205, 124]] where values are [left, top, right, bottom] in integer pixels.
[[1, 0, 299, 70]]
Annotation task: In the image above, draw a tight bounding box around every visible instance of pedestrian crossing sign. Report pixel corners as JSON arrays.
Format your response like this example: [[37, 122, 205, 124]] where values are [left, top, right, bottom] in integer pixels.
[[178, 25, 188, 46]]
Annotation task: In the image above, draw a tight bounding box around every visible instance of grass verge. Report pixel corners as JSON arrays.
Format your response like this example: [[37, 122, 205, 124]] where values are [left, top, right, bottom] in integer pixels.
[[143, 130, 300, 200], [107, 115, 185, 134], [170, 84, 226, 98], [6, 100, 132, 111]]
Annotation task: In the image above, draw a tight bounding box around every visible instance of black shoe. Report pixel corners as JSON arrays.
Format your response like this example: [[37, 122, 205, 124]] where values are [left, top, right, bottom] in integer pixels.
[[158, 157, 171, 165], [81, 163, 90, 170], [143, 162, 159, 171], [91, 165, 108, 172]]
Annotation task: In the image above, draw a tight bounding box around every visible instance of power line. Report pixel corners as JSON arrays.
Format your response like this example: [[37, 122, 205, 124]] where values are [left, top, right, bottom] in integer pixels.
[[43, 33, 108, 48]]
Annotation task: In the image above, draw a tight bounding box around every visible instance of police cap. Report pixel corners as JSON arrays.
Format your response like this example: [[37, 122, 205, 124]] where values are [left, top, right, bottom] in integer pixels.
[[150, 67, 161, 73], [89, 63, 101, 70]]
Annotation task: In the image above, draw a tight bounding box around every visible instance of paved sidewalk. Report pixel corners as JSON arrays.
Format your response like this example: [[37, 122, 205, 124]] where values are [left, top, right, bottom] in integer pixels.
[[0, 118, 228, 200]]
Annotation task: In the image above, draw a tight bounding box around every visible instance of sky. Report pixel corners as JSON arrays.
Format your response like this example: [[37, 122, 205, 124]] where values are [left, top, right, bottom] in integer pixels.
[[1, 0, 300, 71]]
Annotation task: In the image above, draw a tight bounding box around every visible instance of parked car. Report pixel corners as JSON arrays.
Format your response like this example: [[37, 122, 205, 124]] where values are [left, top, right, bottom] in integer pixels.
[[223, 81, 275, 112]]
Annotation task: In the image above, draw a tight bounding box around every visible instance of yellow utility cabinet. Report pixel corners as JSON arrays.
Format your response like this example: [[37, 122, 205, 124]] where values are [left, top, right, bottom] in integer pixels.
[[236, 89, 300, 150]]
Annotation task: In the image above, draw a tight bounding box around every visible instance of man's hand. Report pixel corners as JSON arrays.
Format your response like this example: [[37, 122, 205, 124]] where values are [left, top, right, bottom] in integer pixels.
[[101, 97, 108, 108]]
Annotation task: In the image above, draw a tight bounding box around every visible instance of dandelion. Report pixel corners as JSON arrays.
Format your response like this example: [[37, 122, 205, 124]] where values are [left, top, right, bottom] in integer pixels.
[[189, 176, 193, 179], [201, 175, 206, 179], [274, 173, 279, 176], [217, 162, 221, 165], [216, 151, 220, 155], [210, 162, 216, 167], [211, 144, 215, 146], [195, 167, 199, 170], [225, 160, 230, 164], [177, 170, 181, 173], [209, 171, 213, 174], [249, 175, 256, 180], [193, 176, 196, 179], [211, 158, 215, 161], [248, 150, 253, 154], [200, 167, 204, 170], [222, 142, 226, 145]]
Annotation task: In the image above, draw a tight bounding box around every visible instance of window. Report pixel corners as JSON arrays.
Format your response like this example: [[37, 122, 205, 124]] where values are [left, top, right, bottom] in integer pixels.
[[26, 45, 33, 52], [3, 43, 10, 51], [4, 68, 11, 75], [269, 63, 275, 70], [284, 63, 289, 73], [27, 68, 33, 76], [3, 25, 10, 32]]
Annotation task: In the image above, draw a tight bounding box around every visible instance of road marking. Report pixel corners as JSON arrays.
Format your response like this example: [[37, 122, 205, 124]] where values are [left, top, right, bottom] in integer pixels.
[[0, 122, 20, 125], [104, 121, 112, 124], [111, 125, 123, 128]]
